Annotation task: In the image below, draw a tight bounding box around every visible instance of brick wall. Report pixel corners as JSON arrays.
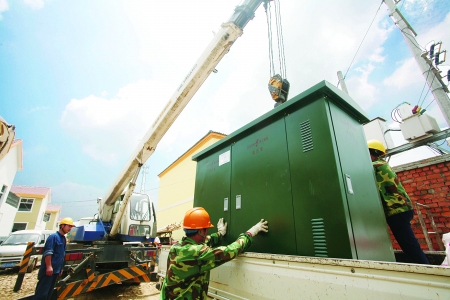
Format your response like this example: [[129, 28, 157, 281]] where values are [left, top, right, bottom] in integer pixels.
[[392, 154, 450, 251]]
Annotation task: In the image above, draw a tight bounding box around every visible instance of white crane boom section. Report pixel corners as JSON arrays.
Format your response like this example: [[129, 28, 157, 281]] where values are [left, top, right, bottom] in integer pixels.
[[99, 23, 244, 221], [99, 0, 266, 222]]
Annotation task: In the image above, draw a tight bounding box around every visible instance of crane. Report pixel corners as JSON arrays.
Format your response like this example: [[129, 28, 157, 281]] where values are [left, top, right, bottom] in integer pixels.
[[57, 2, 276, 298], [95, 0, 271, 240]]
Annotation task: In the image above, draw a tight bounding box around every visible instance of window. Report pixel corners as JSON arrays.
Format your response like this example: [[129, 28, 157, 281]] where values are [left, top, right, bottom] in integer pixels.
[[12, 223, 27, 232], [2, 233, 40, 245], [43, 213, 51, 222], [0, 185, 7, 204], [5, 192, 20, 208], [18, 198, 34, 212]]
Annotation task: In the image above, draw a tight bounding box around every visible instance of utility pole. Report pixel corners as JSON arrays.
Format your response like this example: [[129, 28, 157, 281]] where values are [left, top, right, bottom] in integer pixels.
[[337, 71, 349, 95], [384, 0, 450, 126]]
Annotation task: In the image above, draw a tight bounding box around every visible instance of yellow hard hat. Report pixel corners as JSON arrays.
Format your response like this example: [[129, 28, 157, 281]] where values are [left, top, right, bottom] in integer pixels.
[[367, 140, 386, 154], [60, 217, 75, 226]]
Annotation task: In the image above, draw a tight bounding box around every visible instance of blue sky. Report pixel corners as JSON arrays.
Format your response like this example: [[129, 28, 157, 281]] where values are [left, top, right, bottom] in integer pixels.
[[1, 0, 449, 222]]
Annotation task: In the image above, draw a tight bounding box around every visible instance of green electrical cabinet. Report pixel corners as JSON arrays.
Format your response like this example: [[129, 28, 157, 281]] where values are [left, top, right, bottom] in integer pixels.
[[193, 81, 395, 261]]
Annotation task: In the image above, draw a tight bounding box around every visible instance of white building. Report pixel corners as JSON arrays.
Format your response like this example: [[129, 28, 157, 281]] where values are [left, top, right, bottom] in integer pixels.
[[0, 139, 23, 236]]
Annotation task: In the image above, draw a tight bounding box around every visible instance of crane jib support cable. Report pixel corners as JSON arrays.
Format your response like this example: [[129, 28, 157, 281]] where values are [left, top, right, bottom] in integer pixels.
[[266, 0, 289, 107]]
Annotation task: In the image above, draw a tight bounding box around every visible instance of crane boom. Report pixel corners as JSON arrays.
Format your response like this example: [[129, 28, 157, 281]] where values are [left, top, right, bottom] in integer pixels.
[[99, 0, 266, 222]]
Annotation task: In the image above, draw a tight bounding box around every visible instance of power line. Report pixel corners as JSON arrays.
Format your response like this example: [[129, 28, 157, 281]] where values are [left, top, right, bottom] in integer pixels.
[[342, 0, 384, 81]]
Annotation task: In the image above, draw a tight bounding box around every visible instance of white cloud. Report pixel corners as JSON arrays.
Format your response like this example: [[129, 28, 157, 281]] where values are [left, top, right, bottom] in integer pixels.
[[61, 79, 171, 166], [381, 11, 450, 95], [58, 0, 404, 169], [383, 58, 423, 90], [0, 0, 8, 20], [23, 0, 46, 10], [417, 10, 450, 55], [346, 64, 378, 111]]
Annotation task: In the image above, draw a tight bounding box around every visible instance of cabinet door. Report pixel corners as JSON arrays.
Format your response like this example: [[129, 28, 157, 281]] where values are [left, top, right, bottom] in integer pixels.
[[285, 98, 355, 258], [328, 101, 395, 261], [194, 146, 232, 244], [230, 118, 296, 255]]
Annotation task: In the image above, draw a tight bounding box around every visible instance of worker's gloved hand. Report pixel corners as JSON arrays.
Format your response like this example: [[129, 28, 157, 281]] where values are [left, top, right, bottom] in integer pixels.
[[246, 219, 268, 237], [217, 218, 227, 236]]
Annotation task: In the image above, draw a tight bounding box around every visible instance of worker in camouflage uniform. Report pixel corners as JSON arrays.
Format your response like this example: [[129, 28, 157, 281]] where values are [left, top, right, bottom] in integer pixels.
[[160, 207, 268, 299], [368, 140, 429, 264]]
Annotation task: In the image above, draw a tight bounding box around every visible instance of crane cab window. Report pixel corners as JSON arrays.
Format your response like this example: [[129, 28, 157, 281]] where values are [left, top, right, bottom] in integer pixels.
[[129, 194, 151, 221]]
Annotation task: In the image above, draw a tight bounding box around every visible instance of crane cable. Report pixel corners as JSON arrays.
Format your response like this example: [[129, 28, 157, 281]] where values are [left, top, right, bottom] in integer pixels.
[[265, 0, 275, 77], [274, 0, 287, 79], [265, 0, 287, 78], [265, 0, 290, 107]]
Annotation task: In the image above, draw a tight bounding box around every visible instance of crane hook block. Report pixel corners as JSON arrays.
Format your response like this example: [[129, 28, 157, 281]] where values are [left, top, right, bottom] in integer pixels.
[[268, 74, 290, 107]]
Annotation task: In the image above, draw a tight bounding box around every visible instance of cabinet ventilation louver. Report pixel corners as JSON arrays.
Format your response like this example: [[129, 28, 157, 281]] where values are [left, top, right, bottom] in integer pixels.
[[300, 120, 313, 152], [311, 218, 328, 257]]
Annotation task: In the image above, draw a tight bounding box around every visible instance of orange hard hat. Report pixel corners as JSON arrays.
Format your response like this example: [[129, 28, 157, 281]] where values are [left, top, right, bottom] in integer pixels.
[[183, 207, 214, 229]]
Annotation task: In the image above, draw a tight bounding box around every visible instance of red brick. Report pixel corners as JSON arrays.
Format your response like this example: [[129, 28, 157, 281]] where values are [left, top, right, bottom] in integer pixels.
[[417, 185, 430, 191], [428, 174, 443, 180], [431, 183, 445, 189]]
